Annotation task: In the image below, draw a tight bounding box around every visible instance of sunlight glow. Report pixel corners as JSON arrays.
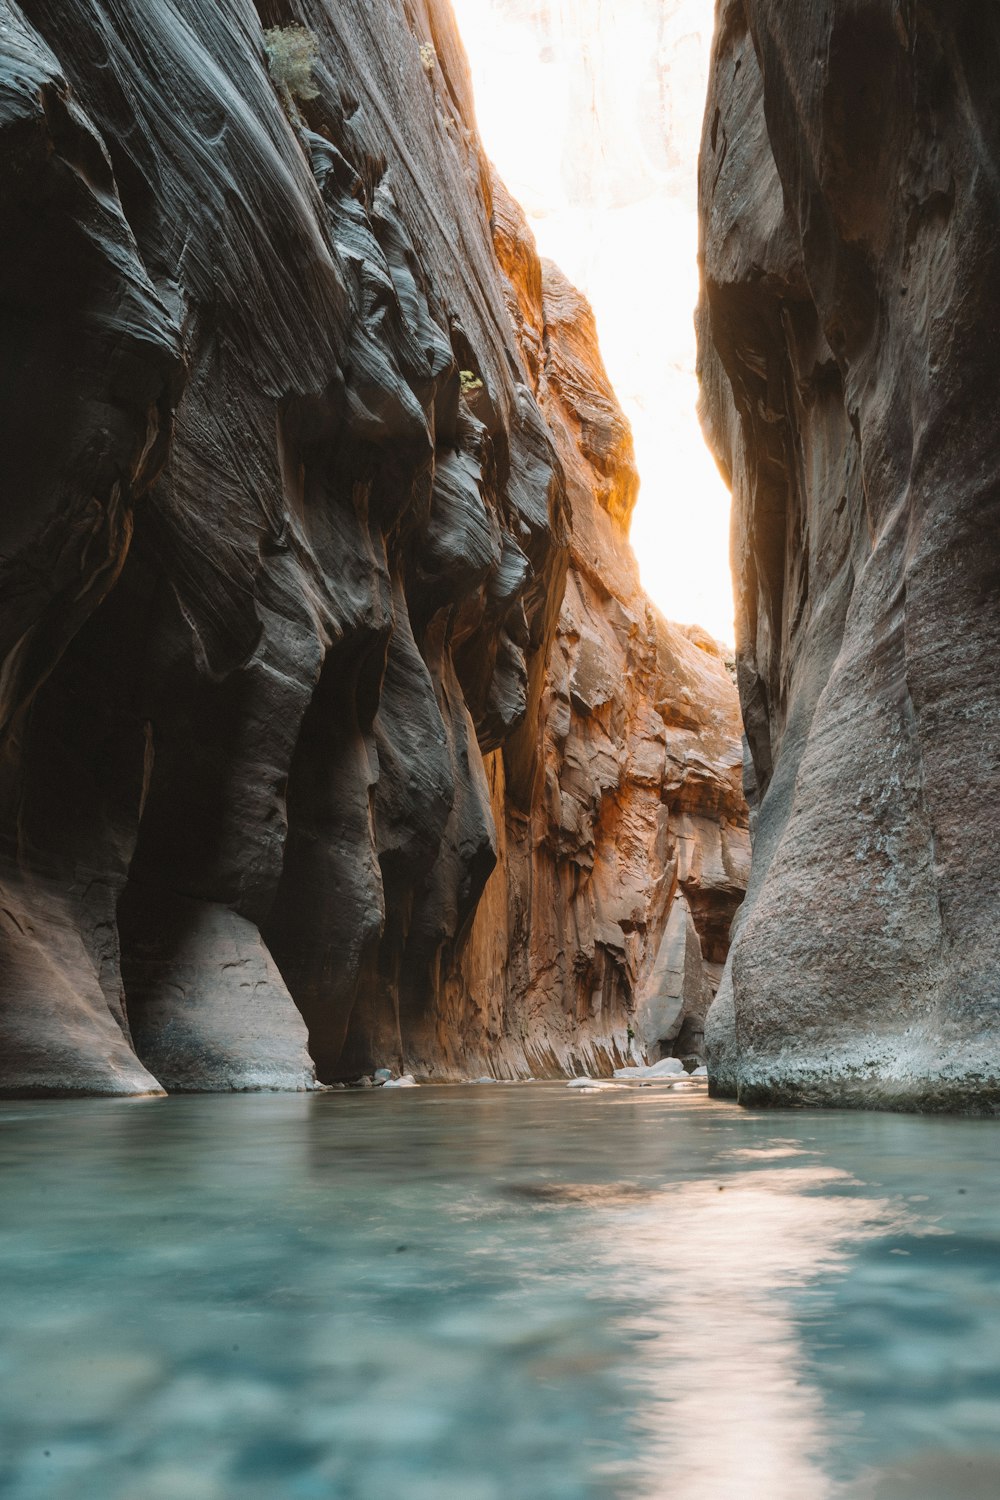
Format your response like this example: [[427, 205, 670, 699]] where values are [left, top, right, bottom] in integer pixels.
[[593, 1133, 925, 1499], [451, 0, 735, 643]]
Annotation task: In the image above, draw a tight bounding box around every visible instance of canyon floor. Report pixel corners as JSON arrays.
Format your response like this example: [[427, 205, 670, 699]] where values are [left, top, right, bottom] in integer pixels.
[[2, 1085, 1000, 1499]]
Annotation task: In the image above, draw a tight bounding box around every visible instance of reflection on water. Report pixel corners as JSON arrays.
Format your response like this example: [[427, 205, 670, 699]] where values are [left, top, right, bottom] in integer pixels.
[[0, 1085, 999, 1498], [603, 1159, 920, 1499]]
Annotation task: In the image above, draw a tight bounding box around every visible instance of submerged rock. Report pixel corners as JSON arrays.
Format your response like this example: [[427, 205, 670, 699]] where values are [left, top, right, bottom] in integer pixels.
[[697, 2, 1000, 1111]]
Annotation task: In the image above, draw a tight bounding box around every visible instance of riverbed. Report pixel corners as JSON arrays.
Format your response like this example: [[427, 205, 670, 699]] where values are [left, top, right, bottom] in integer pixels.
[[1, 1082, 998, 1498]]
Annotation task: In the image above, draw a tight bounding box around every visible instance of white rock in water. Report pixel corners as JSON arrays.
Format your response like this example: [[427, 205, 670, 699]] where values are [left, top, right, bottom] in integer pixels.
[[613, 1057, 687, 1082], [382, 1074, 418, 1088], [647, 1057, 687, 1077], [566, 1077, 617, 1091], [470, 1076, 497, 1084], [373, 1067, 394, 1084], [691, 1065, 708, 1077]]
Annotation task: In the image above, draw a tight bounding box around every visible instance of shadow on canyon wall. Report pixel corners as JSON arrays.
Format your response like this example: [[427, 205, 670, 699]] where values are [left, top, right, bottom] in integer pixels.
[[0, 0, 747, 1095], [698, 0, 1000, 1112]]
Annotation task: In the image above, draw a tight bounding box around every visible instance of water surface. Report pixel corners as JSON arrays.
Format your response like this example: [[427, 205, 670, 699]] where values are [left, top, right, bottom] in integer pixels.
[[1, 1083, 999, 1498]]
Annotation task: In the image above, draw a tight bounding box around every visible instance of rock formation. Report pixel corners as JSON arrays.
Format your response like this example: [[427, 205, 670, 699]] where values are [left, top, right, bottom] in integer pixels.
[[698, 1, 1000, 1110], [0, 0, 745, 1094], [404, 179, 749, 1079]]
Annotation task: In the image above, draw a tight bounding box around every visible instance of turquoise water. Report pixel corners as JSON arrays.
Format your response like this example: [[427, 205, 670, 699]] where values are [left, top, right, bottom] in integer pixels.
[[1, 1083, 999, 1498]]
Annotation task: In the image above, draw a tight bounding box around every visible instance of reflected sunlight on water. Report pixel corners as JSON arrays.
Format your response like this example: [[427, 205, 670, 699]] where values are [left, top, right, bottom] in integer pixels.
[[597, 1160, 924, 1498]]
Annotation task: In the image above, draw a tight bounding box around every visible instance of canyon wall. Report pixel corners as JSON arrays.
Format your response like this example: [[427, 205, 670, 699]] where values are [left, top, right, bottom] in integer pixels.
[[698, 1, 1000, 1110], [0, 0, 745, 1095], [420, 179, 748, 1079]]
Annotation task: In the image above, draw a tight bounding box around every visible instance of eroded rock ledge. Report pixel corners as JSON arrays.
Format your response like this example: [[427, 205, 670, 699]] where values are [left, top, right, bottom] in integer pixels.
[[698, 1, 1000, 1111], [0, 0, 746, 1094]]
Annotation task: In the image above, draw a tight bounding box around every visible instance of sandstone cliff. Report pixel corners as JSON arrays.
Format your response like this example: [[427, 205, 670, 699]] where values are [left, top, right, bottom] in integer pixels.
[[698, 1, 1000, 1110], [0, 0, 745, 1094], [402, 178, 749, 1079]]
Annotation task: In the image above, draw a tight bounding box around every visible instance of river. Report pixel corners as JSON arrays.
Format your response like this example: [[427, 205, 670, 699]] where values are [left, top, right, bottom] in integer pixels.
[[1, 1082, 998, 1498]]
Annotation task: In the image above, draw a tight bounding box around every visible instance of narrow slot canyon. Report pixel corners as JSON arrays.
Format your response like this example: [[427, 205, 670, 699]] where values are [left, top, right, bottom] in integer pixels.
[[0, 2, 999, 1496], [0, 0, 749, 1095]]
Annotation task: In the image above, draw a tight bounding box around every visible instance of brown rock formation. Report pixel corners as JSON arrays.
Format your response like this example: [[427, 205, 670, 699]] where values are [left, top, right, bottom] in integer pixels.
[[399, 182, 749, 1080], [0, 0, 745, 1094], [698, 1, 1000, 1110]]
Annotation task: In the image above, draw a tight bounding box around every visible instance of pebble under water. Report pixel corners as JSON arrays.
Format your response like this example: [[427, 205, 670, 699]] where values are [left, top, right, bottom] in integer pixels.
[[1, 1083, 999, 1499]]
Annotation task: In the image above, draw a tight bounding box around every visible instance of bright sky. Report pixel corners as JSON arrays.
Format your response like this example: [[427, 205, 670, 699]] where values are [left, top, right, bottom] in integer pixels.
[[450, 0, 735, 643]]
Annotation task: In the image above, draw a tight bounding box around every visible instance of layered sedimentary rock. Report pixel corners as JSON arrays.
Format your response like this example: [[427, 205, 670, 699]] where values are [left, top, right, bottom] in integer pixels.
[[0, 0, 745, 1094], [698, 1, 1000, 1110], [404, 183, 749, 1078]]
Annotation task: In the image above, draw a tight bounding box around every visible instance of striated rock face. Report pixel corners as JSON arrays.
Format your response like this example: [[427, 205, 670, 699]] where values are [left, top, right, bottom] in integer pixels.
[[0, 0, 745, 1094], [406, 180, 750, 1078], [698, 2, 1000, 1110]]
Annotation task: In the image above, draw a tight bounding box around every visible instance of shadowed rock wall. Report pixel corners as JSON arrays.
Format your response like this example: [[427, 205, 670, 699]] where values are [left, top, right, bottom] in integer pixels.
[[0, 0, 745, 1093], [698, 0, 1000, 1111]]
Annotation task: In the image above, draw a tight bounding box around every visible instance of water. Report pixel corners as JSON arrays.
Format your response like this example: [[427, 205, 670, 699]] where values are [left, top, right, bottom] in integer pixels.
[[1, 1083, 999, 1499]]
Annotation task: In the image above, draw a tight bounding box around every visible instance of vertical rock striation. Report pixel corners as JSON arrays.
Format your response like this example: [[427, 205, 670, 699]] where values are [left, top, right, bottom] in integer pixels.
[[698, 1, 1000, 1110], [0, 0, 746, 1093]]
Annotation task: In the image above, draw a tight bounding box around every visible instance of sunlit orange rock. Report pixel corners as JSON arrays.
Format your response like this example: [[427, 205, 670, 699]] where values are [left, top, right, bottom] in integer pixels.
[[405, 179, 750, 1079]]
